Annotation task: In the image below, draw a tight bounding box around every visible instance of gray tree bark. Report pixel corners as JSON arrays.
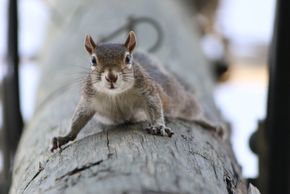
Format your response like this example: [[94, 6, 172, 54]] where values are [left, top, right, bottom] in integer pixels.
[[10, 0, 249, 193]]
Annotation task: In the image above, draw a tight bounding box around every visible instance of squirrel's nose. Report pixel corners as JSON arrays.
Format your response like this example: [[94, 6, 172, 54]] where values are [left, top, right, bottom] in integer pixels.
[[105, 73, 118, 83]]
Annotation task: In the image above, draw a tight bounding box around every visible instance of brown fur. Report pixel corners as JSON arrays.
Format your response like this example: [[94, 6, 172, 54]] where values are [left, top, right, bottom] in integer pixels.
[[51, 31, 223, 152]]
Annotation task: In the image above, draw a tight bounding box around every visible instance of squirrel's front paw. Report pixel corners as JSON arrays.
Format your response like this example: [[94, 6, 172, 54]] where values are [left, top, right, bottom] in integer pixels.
[[50, 136, 70, 152], [146, 125, 174, 137]]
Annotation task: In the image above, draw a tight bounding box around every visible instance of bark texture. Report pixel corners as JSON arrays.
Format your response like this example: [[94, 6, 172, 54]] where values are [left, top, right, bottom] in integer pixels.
[[10, 0, 248, 193]]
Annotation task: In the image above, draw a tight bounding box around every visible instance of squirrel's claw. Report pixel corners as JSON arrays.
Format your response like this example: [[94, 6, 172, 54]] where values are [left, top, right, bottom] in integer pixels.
[[146, 125, 174, 137], [50, 136, 71, 152], [50, 137, 59, 152], [165, 127, 174, 137]]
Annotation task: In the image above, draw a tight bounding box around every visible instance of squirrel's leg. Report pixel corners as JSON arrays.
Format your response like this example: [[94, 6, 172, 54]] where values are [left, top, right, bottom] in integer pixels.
[[51, 98, 95, 152], [144, 94, 174, 137]]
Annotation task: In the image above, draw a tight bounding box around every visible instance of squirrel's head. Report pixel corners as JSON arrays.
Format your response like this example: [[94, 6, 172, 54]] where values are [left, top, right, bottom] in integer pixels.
[[84, 31, 136, 94]]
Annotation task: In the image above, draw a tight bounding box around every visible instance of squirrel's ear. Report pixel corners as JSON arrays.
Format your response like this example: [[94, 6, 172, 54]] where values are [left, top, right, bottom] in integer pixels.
[[85, 35, 96, 55], [124, 31, 136, 52]]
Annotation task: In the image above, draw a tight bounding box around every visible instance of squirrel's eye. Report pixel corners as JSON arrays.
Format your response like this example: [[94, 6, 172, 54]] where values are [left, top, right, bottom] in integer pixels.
[[125, 54, 131, 64], [91, 57, 97, 65]]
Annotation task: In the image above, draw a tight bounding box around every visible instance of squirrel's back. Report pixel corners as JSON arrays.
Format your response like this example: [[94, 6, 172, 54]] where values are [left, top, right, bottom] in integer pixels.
[[133, 51, 201, 119], [133, 52, 171, 86]]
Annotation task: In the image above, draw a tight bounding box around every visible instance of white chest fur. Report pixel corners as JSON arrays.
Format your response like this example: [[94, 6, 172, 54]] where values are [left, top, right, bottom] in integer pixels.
[[89, 91, 147, 125]]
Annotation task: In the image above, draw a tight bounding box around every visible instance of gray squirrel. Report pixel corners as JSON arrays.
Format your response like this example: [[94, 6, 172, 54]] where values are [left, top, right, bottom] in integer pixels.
[[51, 31, 224, 152]]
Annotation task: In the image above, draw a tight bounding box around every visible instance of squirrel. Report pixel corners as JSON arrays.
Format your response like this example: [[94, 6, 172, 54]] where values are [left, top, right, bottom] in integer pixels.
[[51, 31, 224, 152]]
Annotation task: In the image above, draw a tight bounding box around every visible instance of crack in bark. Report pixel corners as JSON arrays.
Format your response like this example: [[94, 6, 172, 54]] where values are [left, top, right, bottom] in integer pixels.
[[223, 162, 241, 194], [55, 159, 103, 181], [106, 130, 113, 158], [140, 136, 146, 152], [189, 151, 212, 163], [89, 167, 113, 177], [212, 163, 219, 180], [224, 170, 236, 194], [22, 162, 44, 193]]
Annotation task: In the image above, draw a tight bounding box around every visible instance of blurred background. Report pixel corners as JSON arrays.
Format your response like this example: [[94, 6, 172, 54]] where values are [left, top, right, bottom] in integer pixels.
[[0, 0, 276, 191]]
